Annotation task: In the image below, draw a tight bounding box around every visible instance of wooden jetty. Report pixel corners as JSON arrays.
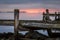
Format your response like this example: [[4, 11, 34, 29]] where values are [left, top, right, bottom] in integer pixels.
[[0, 9, 60, 39], [0, 9, 60, 30]]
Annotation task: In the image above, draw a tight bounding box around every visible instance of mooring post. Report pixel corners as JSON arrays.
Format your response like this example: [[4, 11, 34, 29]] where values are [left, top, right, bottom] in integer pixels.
[[46, 9, 50, 22], [46, 9, 49, 21], [43, 12, 45, 21], [47, 29, 52, 37], [58, 12, 60, 20], [14, 9, 19, 40], [55, 12, 57, 20]]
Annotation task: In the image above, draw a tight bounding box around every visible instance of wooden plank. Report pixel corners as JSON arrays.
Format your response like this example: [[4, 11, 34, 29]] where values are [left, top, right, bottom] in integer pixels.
[[0, 20, 44, 26], [0, 20, 60, 26], [0, 20, 14, 26], [20, 23, 60, 30]]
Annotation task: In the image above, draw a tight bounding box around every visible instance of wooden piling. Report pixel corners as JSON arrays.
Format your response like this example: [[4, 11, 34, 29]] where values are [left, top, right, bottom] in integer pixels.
[[46, 9, 50, 21], [58, 12, 60, 20], [47, 29, 52, 37], [55, 12, 57, 20], [43, 12, 45, 21], [14, 9, 19, 40]]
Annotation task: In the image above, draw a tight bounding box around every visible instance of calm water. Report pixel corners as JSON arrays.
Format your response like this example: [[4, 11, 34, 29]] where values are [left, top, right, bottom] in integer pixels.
[[0, 26, 48, 36], [0, 13, 55, 36]]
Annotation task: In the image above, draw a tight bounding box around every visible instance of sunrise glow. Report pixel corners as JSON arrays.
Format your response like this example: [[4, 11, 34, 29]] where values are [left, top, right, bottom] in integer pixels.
[[20, 8, 60, 14], [20, 8, 45, 13]]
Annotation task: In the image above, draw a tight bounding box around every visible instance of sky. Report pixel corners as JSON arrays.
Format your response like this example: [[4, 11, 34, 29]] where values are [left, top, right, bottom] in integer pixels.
[[0, 0, 59, 20], [0, 0, 60, 13]]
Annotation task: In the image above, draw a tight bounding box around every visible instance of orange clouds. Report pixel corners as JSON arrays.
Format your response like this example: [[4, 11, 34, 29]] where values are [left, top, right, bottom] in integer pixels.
[[20, 8, 45, 13], [20, 8, 60, 14], [19, 8, 60, 18]]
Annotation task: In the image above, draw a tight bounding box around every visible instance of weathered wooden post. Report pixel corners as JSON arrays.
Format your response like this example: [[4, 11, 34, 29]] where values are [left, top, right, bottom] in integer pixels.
[[46, 9, 50, 21], [47, 29, 52, 37], [58, 12, 60, 20], [14, 9, 19, 40], [45, 9, 51, 23], [55, 12, 57, 20], [43, 12, 45, 21]]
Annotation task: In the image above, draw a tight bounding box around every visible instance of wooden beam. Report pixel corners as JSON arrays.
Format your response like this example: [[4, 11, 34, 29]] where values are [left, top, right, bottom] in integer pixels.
[[19, 23, 60, 30], [47, 29, 52, 37], [44, 14, 60, 16]]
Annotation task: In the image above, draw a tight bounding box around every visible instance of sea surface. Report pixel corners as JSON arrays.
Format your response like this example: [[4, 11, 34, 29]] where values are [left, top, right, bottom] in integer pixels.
[[0, 13, 55, 36]]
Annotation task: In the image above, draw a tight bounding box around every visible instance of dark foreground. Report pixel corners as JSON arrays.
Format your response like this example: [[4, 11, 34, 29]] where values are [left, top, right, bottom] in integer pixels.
[[0, 31, 60, 40]]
